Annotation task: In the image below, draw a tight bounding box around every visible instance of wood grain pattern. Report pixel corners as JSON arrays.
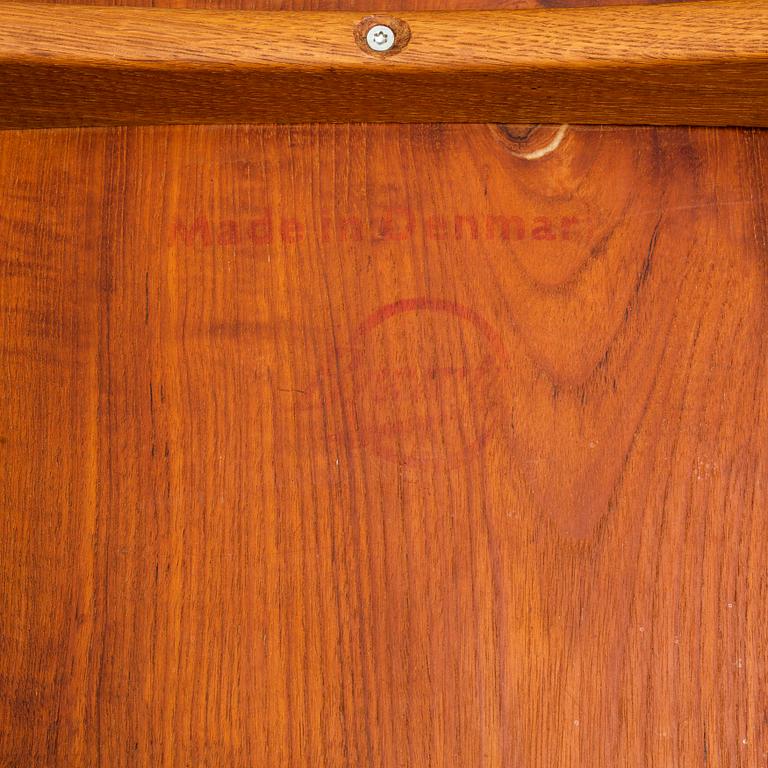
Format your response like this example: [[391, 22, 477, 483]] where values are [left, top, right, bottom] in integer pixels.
[[2, 120, 768, 767], [2, 1, 768, 767], [1, 1, 768, 127]]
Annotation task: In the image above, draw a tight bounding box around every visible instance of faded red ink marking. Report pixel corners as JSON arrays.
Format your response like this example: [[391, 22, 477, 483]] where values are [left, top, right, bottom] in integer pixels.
[[346, 298, 507, 467]]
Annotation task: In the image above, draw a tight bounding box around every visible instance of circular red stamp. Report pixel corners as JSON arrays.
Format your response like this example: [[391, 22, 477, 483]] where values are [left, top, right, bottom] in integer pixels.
[[341, 297, 506, 467]]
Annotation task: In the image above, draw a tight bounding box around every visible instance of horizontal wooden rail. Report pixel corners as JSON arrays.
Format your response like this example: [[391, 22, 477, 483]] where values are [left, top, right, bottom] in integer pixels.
[[0, 0, 767, 128]]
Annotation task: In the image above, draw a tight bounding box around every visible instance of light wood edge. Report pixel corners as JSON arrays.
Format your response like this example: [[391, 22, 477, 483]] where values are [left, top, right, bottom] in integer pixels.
[[1, 0, 767, 128]]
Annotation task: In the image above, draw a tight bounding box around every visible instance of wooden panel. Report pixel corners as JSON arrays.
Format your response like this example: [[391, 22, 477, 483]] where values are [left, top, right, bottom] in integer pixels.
[[0, 129, 107, 766], [2, 120, 767, 766], [2, 1, 768, 767], [1, 1, 768, 127]]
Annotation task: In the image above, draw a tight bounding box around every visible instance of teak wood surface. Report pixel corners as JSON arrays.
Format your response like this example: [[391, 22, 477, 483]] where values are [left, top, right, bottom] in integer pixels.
[[2, 0, 768, 767], [1, 0, 768, 127]]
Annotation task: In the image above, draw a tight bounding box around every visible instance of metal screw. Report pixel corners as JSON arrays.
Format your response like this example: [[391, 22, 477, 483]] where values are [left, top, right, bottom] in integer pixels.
[[366, 24, 395, 52]]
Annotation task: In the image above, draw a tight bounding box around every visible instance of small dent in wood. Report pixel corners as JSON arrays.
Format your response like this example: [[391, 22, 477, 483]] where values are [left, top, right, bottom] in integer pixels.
[[354, 15, 411, 57]]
